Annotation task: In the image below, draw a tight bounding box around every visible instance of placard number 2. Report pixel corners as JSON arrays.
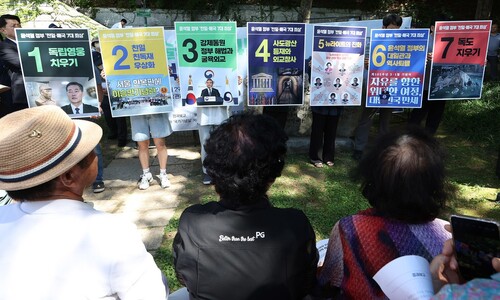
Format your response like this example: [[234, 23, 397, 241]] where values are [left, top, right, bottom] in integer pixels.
[[112, 45, 130, 70]]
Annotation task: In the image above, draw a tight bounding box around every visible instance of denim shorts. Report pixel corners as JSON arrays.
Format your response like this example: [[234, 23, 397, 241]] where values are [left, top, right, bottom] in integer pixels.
[[130, 113, 172, 141]]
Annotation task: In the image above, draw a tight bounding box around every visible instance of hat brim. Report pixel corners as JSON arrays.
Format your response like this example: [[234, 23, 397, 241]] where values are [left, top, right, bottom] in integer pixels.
[[0, 120, 102, 191]]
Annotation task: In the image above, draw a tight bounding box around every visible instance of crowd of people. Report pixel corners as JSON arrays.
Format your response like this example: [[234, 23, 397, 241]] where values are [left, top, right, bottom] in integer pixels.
[[1, 12, 499, 300]]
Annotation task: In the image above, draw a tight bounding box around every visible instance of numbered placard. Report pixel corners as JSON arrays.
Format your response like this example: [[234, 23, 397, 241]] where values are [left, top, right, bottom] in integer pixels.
[[175, 21, 239, 107], [16, 28, 100, 118], [98, 27, 173, 117], [428, 20, 491, 100], [164, 29, 198, 132], [366, 29, 429, 108], [247, 22, 306, 106], [310, 25, 366, 107]]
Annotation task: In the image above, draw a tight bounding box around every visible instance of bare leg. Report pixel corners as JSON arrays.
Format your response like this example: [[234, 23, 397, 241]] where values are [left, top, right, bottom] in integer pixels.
[[153, 137, 168, 170], [137, 139, 151, 170]]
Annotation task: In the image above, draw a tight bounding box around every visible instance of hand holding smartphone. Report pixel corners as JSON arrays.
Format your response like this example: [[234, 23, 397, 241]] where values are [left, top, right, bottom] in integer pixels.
[[450, 215, 500, 281]]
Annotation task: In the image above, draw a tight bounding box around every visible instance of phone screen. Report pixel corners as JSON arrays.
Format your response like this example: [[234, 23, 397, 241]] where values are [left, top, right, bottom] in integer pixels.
[[450, 215, 500, 281]]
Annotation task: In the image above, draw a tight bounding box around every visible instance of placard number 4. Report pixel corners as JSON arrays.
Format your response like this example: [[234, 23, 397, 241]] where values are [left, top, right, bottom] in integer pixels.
[[255, 39, 270, 62]]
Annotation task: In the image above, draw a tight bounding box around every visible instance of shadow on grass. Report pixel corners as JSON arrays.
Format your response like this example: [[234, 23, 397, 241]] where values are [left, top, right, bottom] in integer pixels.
[[154, 108, 500, 292], [155, 144, 499, 291]]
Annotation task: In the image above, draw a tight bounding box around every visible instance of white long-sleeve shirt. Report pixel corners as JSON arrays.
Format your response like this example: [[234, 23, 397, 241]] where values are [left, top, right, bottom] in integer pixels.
[[0, 199, 167, 300]]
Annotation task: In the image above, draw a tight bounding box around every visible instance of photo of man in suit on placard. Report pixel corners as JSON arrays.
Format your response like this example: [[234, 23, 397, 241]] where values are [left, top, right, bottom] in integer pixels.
[[60, 82, 99, 116], [200, 78, 220, 98]]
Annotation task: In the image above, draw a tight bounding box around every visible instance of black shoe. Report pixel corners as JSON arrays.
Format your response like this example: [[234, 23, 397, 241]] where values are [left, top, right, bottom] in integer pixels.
[[352, 150, 363, 161], [93, 182, 105, 193], [202, 173, 212, 185]]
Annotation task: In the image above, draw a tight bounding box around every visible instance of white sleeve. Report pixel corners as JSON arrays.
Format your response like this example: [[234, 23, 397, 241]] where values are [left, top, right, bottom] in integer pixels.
[[108, 220, 167, 300]]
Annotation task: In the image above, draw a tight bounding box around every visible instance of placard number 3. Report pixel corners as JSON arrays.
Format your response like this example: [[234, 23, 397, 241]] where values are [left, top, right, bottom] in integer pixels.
[[182, 38, 198, 63]]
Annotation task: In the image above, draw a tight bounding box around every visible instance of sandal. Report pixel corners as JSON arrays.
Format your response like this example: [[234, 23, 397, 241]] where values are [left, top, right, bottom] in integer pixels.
[[311, 160, 323, 168], [326, 161, 334, 167]]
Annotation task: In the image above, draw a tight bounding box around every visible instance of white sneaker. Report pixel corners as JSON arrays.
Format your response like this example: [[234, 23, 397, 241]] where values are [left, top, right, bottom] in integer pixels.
[[138, 172, 153, 190], [158, 173, 171, 188]]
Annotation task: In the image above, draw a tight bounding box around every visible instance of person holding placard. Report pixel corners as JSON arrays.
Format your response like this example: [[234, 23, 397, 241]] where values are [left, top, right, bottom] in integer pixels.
[[352, 14, 402, 160], [0, 14, 28, 114], [198, 78, 227, 185], [486, 21, 500, 81], [132, 113, 173, 190]]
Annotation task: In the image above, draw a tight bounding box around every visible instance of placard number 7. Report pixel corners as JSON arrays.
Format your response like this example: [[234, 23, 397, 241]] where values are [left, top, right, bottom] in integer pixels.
[[440, 37, 454, 59], [255, 39, 270, 62]]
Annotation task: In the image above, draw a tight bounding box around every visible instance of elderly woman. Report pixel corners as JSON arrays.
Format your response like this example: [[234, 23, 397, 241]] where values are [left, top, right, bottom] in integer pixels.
[[173, 112, 318, 300], [318, 127, 452, 299]]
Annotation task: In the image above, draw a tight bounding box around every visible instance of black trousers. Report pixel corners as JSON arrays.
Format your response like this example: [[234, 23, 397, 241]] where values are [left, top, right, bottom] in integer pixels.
[[309, 112, 340, 163], [262, 106, 289, 130], [101, 95, 128, 143], [408, 91, 446, 135]]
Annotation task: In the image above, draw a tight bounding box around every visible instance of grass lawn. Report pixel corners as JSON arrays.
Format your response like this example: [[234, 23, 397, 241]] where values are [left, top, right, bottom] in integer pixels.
[[153, 81, 500, 291], [86, 82, 499, 291]]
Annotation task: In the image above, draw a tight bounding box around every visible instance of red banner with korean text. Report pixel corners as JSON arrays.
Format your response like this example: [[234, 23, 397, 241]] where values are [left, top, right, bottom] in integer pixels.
[[429, 20, 491, 100]]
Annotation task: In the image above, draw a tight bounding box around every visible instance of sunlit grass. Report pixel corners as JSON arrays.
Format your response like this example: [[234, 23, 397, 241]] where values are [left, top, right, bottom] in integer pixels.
[[155, 82, 500, 292]]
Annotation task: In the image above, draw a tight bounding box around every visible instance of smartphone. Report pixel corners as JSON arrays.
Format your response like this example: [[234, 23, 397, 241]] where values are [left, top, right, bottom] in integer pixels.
[[450, 215, 500, 281]]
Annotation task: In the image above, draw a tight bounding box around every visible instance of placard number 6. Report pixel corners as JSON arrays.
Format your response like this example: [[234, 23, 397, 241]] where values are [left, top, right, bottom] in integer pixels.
[[372, 45, 386, 67]]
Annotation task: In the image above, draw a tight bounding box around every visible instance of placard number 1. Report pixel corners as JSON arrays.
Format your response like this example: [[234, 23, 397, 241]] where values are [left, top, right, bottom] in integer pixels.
[[27, 47, 43, 72]]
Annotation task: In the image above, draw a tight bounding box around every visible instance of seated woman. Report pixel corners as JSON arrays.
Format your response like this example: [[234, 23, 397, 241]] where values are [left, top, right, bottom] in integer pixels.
[[173, 112, 318, 300], [317, 127, 452, 299]]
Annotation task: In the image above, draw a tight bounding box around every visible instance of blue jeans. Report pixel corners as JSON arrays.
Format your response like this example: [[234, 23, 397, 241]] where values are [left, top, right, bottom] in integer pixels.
[[94, 143, 104, 183]]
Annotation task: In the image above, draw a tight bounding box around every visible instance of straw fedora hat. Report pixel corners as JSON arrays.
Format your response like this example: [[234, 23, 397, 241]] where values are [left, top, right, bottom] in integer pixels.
[[0, 106, 102, 191]]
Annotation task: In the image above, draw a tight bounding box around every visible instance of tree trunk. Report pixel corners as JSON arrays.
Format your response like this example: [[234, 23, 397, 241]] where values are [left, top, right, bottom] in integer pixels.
[[298, 0, 313, 23], [475, 0, 493, 20]]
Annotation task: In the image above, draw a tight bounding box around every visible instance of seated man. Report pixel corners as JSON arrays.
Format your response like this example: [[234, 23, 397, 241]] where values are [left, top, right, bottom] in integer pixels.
[[173, 112, 318, 300], [0, 106, 167, 299]]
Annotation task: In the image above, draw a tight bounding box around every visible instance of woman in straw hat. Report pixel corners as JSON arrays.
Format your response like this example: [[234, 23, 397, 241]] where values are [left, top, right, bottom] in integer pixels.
[[0, 106, 168, 299]]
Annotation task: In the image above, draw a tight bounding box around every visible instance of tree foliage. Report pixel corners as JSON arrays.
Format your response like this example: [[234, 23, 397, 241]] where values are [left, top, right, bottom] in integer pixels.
[[4, 0, 499, 25]]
